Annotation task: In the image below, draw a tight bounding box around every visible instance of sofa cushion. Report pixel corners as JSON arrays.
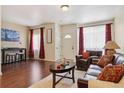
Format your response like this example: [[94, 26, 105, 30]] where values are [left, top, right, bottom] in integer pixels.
[[83, 74, 97, 80], [82, 52, 89, 59], [89, 64, 102, 71], [97, 55, 114, 68], [86, 50, 102, 57], [98, 64, 124, 83], [86, 68, 101, 76], [89, 76, 124, 88]]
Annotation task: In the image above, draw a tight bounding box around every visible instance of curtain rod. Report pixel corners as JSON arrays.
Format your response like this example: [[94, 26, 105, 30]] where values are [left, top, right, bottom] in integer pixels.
[[78, 19, 114, 28], [78, 23, 113, 28], [30, 27, 45, 30]]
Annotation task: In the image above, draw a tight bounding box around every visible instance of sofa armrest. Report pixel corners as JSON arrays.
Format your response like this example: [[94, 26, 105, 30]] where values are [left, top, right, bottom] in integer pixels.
[[77, 78, 88, 88], [76, 55, 83, 65], [89, 77, 124, 88]]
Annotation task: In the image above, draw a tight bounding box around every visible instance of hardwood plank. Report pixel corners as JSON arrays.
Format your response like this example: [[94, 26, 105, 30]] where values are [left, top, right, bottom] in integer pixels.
[[0, 60, 54, 88]]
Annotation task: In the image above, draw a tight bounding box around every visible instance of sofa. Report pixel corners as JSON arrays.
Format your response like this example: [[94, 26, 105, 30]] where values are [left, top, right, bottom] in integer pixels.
[[76, 50, 102, 71], [77, 53, 124, 88]]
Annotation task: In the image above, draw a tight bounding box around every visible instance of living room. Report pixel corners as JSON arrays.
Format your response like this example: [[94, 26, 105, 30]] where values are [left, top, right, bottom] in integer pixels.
[[0, 4, 124, 89]]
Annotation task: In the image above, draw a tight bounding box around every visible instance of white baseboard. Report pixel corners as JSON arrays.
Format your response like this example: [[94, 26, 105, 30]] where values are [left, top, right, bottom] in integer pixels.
[[27, 58, 55, 62], [43, 59, 55, 62]]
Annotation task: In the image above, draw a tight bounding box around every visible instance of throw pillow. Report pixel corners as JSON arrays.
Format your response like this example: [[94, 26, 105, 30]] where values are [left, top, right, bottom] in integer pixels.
[[97, 55, 114, 68], [82, 52, 89, 59], [97, 64, 124, 83]]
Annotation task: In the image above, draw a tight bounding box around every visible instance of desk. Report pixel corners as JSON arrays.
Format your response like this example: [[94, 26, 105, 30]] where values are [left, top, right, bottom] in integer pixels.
[[1, 48, 26, 64]]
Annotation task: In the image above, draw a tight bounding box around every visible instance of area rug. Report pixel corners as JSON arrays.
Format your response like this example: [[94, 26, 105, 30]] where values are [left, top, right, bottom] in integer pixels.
[[29, 70, 86, 88]]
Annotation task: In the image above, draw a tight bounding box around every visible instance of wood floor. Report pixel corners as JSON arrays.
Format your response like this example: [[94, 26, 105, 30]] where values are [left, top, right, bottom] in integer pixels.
[[0, 60, 54, 88]]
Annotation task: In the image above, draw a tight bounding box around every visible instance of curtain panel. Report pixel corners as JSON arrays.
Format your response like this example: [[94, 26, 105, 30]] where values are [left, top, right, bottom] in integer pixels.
[[105, 24, 112, 43], [79, 27, 84, 55], [39, 28, 45, 59], [29, 29, 34, 58], [105, 24, 112, 54]]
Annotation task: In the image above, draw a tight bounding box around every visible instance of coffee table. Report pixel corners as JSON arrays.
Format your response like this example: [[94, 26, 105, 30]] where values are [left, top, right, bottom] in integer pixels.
[[50, 60, 75, 88]]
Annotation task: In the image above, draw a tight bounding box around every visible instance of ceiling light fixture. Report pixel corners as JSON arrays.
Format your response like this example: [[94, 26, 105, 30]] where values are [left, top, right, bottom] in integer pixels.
[[60, 5, 69, 11]]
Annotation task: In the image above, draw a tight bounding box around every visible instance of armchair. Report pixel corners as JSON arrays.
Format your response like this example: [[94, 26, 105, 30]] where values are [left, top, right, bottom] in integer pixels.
[[76, 50, 102, 71], [76, 55, 91, 71]]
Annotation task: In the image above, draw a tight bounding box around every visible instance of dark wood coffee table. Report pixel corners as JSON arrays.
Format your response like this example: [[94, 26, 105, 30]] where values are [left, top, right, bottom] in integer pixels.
[[50, 60, 75, 88]]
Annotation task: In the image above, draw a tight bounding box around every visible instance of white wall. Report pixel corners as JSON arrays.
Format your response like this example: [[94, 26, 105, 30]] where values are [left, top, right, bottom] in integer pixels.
[[55, 23, 61, 60], [1, 21, 29, 48], [114, 6, 124, 53]]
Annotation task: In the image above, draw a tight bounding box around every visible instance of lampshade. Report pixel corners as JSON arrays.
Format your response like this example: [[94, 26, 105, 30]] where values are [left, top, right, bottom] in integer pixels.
[[103, 41, 120, 49]]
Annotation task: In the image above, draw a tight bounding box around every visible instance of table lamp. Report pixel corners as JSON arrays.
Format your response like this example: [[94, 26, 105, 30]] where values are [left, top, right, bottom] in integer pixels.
[[103, 41, 120, 56]]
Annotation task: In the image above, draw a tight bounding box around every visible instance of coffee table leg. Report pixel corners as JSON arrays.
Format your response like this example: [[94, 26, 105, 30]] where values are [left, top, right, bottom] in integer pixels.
[[72, 68, 75, 83], [52, 73, 56, 88]]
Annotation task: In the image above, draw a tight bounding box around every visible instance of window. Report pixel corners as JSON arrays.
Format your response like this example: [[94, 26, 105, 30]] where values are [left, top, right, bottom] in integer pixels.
[[33, 34, 40, 50], [33, 29, 40, 58], [84, 25, 105, 51]]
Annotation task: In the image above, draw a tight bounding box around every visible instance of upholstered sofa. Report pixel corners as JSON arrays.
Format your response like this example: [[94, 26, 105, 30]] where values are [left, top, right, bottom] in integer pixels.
[[77, 53, 124, 88], [76, 50, 102, 71]]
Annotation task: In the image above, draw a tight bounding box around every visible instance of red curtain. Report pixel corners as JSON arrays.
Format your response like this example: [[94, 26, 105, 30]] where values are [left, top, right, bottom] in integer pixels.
[[105, 24, 112, 43], [29, 29, 34, 58], [79, 27, 84, 55], [105, 24, 112, 54], [39, 28, 45, 59]]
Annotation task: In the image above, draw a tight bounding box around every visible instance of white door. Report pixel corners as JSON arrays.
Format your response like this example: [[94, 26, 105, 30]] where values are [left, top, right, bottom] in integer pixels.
[[61, 30, 74, 60]]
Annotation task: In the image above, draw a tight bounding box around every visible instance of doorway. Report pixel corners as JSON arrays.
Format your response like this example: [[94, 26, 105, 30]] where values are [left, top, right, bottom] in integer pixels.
[[61, 25, 77, 61]]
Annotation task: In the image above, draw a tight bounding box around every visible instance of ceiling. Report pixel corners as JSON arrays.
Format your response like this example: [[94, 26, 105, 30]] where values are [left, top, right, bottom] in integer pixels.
[[1, 5, 124, 26]]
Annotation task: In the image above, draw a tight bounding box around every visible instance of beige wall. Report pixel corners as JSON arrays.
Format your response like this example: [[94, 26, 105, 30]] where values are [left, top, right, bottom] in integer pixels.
[[29, 24, 57, 61], [30, 23, 62, 61], [114, 6, 124, 53], [0, 21, 29, 75], [1, 21, 29, 48], [44, 23, 55, 61]]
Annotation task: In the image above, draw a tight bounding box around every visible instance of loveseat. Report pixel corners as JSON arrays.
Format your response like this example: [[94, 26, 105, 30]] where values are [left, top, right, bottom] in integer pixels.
[[77, 53, 124, 88]]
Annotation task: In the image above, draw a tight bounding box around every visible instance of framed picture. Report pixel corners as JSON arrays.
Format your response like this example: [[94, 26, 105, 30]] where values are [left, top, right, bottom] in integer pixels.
[[1, 28, 20, 42], [47, 29, 52, 43]]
